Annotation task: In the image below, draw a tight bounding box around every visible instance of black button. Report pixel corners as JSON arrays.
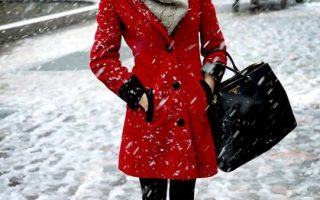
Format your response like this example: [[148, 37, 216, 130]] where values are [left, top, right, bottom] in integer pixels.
[[166, 43, 173, 52], [176, 118, 185, 127], [172, 80, 181, 90]]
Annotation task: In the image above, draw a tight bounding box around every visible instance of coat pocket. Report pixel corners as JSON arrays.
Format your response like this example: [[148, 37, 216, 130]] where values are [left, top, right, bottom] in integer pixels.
[[144, 88, 154, 122], [133, 87, 174, 126]]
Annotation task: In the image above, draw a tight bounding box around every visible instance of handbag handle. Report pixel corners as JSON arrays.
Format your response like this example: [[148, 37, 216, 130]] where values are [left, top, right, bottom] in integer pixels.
[[213, 49, 239, 72], [212, 49, 252, 81]]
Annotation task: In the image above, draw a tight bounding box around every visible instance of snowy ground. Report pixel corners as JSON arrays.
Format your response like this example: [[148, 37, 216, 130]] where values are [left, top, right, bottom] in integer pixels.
[[0, 0, 319, 199]]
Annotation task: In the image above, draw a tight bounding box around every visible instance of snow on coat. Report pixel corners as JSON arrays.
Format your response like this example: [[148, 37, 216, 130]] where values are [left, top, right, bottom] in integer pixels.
[[89, 0, 227, 180]]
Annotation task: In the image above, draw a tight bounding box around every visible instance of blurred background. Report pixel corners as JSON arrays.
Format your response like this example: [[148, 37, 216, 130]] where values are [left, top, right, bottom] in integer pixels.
[[0, 0, 319, 199]]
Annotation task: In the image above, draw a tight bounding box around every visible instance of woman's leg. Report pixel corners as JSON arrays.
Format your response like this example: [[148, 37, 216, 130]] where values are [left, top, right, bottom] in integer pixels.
[[139, 178, 168, 200], [169, 179, 196, 200]]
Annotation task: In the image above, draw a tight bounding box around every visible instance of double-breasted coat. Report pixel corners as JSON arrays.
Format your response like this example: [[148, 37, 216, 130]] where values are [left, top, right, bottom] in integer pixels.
[[89, 0, 227, 179]]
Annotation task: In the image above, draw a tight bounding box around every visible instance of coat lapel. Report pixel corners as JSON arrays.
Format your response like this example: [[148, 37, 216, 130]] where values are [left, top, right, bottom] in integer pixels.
[[127, 0, 173, 44]]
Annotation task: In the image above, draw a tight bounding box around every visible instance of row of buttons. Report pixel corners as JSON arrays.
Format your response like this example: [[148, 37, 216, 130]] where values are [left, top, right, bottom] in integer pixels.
[[166, 43, 184, 127]]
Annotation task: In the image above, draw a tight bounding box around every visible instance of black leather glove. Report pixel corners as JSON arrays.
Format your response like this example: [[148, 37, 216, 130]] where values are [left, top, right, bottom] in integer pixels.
[[118, 74, 146, 110], [201, 61, 226, 84]]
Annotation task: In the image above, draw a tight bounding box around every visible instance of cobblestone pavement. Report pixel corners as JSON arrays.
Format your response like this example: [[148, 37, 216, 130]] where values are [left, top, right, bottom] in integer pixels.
[[0, 0, 319, 199]]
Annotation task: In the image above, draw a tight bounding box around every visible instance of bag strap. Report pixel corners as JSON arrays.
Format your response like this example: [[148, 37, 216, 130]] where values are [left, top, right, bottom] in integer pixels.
[[211, 48, 239, 71], [212, 49, 252, 81]]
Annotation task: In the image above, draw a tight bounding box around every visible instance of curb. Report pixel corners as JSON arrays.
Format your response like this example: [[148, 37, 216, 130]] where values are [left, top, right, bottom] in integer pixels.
[[0, 1, 98, 44]]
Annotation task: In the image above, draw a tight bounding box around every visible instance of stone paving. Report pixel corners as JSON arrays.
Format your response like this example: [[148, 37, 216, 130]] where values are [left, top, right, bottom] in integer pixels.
[[0, 0, 319, 199]]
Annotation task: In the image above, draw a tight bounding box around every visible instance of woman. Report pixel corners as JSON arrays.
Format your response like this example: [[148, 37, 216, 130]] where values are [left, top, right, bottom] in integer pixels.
[[89, 0, 227, 199]]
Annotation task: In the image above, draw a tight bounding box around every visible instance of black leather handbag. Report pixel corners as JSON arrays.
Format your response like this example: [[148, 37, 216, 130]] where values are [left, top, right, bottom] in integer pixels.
[[201, 50, 297, 172]]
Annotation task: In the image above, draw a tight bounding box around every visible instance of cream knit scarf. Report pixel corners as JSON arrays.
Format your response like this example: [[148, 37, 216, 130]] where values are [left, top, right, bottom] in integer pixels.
[[140, 0, 189, 35]]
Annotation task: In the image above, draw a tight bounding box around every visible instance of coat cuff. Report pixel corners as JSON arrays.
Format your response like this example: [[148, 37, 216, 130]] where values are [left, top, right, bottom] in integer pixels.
[[201, 61, 226, 83], [118, 74, 146, 110]]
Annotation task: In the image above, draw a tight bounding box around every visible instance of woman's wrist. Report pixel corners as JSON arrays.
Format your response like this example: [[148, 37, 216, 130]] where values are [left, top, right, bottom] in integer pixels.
[[204, 74, 216, 93], [138, 93, 148, 111]]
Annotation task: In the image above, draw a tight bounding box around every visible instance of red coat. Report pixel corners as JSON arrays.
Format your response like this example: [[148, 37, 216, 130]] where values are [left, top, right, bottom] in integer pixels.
[[89, 0, 227, 179]]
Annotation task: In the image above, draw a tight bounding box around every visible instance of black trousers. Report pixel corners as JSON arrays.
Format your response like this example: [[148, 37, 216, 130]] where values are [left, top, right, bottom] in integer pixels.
[[139, 178, 196, 200]]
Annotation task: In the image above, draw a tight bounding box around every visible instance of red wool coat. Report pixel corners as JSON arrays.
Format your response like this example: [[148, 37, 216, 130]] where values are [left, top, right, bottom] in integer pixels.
[[89, 0, 227, 180]]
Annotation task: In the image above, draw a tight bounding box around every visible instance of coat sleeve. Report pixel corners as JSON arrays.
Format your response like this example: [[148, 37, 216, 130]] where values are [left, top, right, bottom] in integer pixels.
[[89, 0, 145, 110], [199, 0, 227, 82]]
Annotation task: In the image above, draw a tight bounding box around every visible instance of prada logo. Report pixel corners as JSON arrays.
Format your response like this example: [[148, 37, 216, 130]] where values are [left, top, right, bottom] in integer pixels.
[[229, 85, 240, 95]]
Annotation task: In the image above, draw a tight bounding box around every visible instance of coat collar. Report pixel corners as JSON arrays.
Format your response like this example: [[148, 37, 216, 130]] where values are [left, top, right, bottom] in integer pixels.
[[127, 0, 177, 44]]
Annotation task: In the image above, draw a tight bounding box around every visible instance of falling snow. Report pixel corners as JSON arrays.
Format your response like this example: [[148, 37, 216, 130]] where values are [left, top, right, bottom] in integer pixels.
[[0, 0, 319, 199]]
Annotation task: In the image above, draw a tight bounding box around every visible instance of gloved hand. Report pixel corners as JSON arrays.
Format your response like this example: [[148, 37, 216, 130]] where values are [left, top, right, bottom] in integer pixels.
[[201, 61, 226, 84]]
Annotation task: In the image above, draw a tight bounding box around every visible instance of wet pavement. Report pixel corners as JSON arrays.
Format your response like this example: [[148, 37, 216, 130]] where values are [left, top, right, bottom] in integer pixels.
[[0, 0, 319, 199], [0, 1, 94, 25]]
